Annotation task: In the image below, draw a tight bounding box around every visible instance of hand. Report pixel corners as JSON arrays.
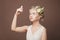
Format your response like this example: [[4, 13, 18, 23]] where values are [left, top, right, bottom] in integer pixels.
[[15, 5, 23, 16]]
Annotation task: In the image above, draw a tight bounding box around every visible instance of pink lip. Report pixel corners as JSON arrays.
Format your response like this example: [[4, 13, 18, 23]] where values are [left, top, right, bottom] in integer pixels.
[[30, 17, 33, 19]]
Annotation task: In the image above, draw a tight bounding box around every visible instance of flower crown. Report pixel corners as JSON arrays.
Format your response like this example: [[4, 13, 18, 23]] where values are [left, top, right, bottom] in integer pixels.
[[31, 6, 44, 15], [36, 6, 44, 15]]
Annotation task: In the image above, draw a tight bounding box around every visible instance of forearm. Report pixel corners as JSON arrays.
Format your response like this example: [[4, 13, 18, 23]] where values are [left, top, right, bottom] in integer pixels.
[[11, 13, 17, 31]]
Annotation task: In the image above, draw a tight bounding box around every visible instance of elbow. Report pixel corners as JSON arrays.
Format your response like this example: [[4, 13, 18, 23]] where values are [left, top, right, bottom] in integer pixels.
[[11, 28, 14, 31], [11, 27, 15, 32], [11, 28, 14, 32]]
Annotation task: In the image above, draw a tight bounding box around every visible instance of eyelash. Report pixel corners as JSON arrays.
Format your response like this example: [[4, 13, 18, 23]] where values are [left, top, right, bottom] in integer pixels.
[[29, 12, 36, 15], [33, 13, 35, 14]]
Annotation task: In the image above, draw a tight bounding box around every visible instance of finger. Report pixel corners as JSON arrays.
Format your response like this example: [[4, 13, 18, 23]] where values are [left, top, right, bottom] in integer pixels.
[[20, 5, 23, 8], [19, 5, 23, 10]]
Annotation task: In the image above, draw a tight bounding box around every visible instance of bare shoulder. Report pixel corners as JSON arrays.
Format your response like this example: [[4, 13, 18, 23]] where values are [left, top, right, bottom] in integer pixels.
[[23, 25, 28, 28], [41, 25, 47, 31], [22, 25, 28, 29], [24, 25, 31, 30], [22, 25, 31, 30]]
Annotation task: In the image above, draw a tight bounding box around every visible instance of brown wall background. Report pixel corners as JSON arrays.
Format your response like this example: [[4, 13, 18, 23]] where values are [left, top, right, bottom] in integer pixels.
[[0, 0, 60, 40]]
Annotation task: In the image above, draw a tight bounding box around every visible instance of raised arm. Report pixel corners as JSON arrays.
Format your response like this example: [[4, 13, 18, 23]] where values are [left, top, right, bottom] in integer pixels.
[[11, 5, 28, 32]]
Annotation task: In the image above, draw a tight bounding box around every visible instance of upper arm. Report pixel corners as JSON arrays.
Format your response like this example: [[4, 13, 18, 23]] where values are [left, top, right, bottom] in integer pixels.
[[41, 28, 47, 40], [12, 26, 28, 32]]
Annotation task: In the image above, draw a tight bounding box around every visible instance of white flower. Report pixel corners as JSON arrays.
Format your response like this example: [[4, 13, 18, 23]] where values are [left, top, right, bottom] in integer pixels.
[[37, 8, 41, 12], [36, 7, 44, 14]]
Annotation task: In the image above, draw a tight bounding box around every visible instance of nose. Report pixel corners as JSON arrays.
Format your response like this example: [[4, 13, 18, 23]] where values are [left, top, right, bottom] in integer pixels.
[[30, 14, 32, 17], [29, 15, 32, 18]]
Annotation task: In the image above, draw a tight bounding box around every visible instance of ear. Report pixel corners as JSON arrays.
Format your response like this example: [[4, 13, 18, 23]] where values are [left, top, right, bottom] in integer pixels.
[[39, 15, 42, 19]]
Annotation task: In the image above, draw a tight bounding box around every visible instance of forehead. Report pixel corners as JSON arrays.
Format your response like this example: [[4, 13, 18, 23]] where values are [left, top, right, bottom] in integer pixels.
[[29, 8, 37, 13]]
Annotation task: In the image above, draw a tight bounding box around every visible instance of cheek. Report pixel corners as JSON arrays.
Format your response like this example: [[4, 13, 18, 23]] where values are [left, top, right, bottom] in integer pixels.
[[33, 16, 37, 19], [32, 14, 36, 19], [32, 15, 38, 20], [29, 13, 39, 21], [29, 15, 36, 20], [33, 15, 40, 20]]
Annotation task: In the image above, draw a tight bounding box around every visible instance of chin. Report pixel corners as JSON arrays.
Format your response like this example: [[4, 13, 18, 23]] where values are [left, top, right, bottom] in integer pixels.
[[29, 19, 33, 21], [30, 19, 35, 22]]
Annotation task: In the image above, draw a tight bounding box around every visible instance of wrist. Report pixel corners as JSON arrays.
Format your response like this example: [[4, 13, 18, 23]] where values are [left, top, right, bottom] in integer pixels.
[[14, 13, 18, 17]]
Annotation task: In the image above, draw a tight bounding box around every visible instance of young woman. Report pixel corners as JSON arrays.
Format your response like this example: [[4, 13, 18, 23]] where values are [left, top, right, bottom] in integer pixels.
[[11, 5, 47, 40]]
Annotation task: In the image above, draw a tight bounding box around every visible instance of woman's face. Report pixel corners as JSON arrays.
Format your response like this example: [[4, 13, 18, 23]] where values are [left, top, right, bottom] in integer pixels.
[[29, 8, 40, 22]]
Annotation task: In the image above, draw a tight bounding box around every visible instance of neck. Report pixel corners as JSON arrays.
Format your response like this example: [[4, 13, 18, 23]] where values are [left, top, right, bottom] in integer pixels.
[[32, 20, 41, 27]]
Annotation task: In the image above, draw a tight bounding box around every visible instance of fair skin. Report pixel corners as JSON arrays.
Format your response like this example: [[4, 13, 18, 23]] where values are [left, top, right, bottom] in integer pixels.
[[11, 5, 47, 40]]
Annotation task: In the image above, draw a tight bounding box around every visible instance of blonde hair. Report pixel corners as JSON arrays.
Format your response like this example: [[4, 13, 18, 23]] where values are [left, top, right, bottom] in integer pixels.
[[30, 6, 44, 18]]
